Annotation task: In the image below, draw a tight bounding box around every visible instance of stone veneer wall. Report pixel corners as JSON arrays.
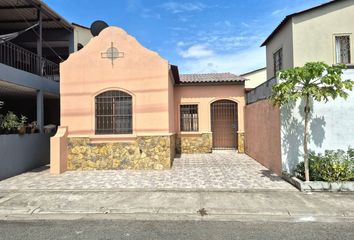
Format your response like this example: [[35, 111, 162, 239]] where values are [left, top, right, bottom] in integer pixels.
[[67, 135, 175, 171], [176, 133, 212, 154], [238, 132, 245, 153]]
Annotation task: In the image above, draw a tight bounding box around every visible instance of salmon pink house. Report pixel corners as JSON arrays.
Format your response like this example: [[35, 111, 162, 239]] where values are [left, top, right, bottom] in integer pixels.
[[50, 26, 246, 174]]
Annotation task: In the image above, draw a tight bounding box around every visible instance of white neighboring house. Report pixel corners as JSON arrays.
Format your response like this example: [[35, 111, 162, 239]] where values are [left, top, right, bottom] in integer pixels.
[[241, 67, 267, 90], [72, 23, 94, 52], [262, 0, 354, 79], [260, 0, 354, 172]]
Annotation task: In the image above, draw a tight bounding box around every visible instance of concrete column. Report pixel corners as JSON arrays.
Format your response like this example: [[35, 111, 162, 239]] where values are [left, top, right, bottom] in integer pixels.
[[37, 90, 44, 133], [68, 30, 75, 54], [50, 126, 68, 175]]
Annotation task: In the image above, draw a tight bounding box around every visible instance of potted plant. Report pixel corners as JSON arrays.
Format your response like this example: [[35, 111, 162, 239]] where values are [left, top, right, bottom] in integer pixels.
[[1, 112, 19, 134], [29, 121, 39, 134], [17, 115, 28, 135], [0, 114, 3, 134]]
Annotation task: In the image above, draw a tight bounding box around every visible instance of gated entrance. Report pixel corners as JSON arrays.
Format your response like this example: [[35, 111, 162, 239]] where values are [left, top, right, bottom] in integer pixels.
[[211, 100, 238, 149]]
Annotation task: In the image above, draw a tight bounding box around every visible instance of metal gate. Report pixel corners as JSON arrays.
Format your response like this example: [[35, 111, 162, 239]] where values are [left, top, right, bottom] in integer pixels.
[[211, 100, 238, 149]]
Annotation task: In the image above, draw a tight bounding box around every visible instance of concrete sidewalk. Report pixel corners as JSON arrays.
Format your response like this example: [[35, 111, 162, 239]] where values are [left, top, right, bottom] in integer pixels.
[[0, 190, 353, 222]]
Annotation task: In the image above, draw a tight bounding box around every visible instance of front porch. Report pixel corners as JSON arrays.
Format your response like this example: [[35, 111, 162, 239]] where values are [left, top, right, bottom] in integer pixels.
[[0, 151, 294, 191]]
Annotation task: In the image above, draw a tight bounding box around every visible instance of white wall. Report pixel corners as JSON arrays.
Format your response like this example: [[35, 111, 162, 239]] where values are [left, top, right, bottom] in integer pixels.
[[280, 69, 354, 173], [265, 21, 294, 80], [73, 25, 93, 52], [243, 68, 267, 89], [293, 0, 354, 67], [265, 0, 354, 80]]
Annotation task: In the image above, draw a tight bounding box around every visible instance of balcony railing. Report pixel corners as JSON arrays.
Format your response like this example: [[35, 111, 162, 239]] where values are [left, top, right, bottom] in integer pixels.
[[0, 41, 59, 81]]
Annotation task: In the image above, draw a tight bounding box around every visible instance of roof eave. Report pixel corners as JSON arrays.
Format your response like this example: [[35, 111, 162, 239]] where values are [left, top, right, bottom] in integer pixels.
[[24, 0, 73, 31], [261, 17, 290, 47], [72, 22, 90, 30], [176, 81, 245, 86], [261, 0, 344, 47], [169, 65, 181, 84], [241, 67, 267, 76]]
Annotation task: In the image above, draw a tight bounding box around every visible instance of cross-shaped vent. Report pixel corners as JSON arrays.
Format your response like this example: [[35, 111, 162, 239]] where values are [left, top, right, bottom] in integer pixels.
[[101, 42, 124, 66]]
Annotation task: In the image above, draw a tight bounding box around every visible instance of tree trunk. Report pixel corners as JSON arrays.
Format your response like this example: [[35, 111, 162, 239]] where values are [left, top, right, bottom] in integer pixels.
[[304, 95, 310, 182]]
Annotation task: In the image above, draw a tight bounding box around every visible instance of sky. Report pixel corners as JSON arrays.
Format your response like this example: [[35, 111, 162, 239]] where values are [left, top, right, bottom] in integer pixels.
[[44, 0, 328, 74]]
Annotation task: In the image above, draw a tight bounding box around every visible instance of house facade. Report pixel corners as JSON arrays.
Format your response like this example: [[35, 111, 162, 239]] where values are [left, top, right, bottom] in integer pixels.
[[262, 0, 354, 80], [246, 0, 354, 175], [51, 27, 246, 174]]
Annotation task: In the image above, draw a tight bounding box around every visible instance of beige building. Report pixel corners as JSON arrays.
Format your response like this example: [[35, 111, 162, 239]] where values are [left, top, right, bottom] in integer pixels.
[[247, 0, 354, 175], [241, 67, 267, 89], [72, 23, 93, 52], [262, 0, 354, 80]]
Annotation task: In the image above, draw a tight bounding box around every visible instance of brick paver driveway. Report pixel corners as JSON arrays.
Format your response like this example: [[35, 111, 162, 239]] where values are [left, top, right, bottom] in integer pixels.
[[0, 151, 295, 191]]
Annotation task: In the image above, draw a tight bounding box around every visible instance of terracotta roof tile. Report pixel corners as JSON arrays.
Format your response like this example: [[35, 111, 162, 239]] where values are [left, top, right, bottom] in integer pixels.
[[179, 73, 245, 84]]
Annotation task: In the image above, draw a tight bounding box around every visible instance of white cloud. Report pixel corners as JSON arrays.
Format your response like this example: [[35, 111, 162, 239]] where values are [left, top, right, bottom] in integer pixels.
[[159, 2, 206, 14], [141, 8, 161, 19], [241, 22, 251, 28], [214, 20, 233, 28], [190, 33, 264, 52], [177, 47, 266, 75], [179, 44, 214, 59], [271, 8, 287, 16], [126, 0, 141, 11], [224, 20, 233, 27]]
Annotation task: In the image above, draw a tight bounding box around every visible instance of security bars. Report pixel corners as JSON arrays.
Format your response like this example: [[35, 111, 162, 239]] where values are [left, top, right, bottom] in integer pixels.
[[335, 35, 351, 64], [273, 48, 283, 76], [95, 91, 132, 134], [180, 104, 198, 132]]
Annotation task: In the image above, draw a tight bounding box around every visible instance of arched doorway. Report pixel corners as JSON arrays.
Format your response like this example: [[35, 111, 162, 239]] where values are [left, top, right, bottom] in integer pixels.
[[211, 100, 238, 149]]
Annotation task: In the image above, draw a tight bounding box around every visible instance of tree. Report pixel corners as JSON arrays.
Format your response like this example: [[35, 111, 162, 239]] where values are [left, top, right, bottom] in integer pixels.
[[270, 62, 354, 181]]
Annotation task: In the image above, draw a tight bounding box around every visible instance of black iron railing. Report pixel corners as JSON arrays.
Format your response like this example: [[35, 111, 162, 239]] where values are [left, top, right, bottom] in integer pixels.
[[0, 41, 59, 81]]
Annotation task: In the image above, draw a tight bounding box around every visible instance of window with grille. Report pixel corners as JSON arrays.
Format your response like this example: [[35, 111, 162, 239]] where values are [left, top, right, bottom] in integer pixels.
[[335, 35, 351, 64], [273, 48, 283, 76], [180, 105, 198, 132], [95, 91, 132, 134]]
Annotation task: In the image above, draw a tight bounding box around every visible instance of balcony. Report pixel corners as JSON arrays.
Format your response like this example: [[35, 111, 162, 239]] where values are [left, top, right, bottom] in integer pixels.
[[0, 41, 59, 81]]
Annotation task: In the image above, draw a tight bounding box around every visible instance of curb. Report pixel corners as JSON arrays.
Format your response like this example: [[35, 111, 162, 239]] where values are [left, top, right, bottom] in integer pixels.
[[1, 213, 354, 223], [282, 172, 354, 192], [0, 188, 298, 193]]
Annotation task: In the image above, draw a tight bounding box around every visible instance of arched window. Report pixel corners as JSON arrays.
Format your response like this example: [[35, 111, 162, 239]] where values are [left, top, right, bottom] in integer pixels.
[[95, 91, 132, 134]]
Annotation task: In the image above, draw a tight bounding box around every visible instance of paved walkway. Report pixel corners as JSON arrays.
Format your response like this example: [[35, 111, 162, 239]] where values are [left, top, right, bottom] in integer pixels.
[[0, 151, 294, 191]]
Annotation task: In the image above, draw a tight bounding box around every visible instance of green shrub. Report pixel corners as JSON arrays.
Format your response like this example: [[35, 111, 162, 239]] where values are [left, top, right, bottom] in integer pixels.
[[0, 112, 28, 134], [1, 111, 19, 131], [17, 115, 27, 128], [295, 147, 354, 182]]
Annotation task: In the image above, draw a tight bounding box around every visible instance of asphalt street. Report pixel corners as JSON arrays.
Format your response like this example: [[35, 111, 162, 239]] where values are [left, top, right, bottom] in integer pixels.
[[1, 220, 354, 240]]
